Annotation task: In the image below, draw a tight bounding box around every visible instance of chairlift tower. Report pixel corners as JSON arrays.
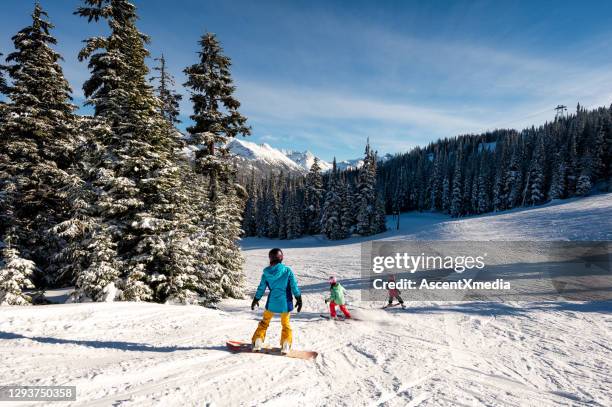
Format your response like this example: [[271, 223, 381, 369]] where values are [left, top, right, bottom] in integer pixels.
[[555, 105, 567, 119]]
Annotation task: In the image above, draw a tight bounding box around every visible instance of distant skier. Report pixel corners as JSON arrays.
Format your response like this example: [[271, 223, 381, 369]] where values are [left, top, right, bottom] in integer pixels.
[[325, 276, 351, 319], [251, 248, 302, 354], [385, 274, 406, 309]]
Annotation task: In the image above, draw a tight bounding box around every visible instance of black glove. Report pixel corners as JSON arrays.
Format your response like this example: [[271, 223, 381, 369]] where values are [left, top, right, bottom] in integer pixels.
[[251, 298, 260, 310], [295, 296, 302, 312], [324, 298, 328, 304]]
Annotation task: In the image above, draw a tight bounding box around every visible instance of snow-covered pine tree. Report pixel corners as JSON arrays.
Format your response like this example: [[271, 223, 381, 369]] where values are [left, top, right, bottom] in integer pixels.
[[0, 3, 79, 286], [590, 126, 605, 181], [242, 170, 258, 236], [450, 151, 463, 217], [339, 174, 354, 235], [204, 173, 247, 298], [524, 136, 545, 205], [183, 32, 250, 180], [492, 147, 507, 211], [69, 230, 120, 302], [304, 157, 324, 234], [277, 187, 289, 239], [183, 31, 250, 298], [565, 125, 579, 196], [505, 145, 524, 208], [255, 187, 268, 237], [470, 171, 479, 213], [356, 140, 386, 235], [575, 149, 593, 196], [0, 52, 6, 102], [429, 149, 442, 210], [441, 175, 451, 213], [576, 171, 592, 196], [286, 184, 304, 239], [372, 194, 387, 234], [321, 158, 346, 240], [477, 161, 491, 214], [265, 177, 280, 238], [71, 0, 217, 304], [548, 151, 566, 200], [0, 243, 37, 306], [151, 54, 182, 125]]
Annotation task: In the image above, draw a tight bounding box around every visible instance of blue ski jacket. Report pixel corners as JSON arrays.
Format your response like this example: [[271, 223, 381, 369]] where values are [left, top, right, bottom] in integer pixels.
[[254, 263, 301, 313]]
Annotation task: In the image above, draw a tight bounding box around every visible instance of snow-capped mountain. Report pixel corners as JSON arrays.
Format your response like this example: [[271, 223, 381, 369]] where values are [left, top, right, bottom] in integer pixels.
[[225, 138, 385, 178], [281, 150, 333, 172], [336, 158, 364, 171], [227, 138, 306, 176]]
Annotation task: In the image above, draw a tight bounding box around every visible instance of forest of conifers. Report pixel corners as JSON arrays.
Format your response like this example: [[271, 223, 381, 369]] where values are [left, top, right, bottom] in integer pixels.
[[377, 104, 611, 216]]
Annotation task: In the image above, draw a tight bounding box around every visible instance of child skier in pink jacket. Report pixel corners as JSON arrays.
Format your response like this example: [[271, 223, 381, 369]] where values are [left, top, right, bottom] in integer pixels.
[[385, 274, 406, 309]]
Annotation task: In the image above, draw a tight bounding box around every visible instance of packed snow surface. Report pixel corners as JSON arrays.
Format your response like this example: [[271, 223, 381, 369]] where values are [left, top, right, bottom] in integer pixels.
[[1, 194, 611, 406]]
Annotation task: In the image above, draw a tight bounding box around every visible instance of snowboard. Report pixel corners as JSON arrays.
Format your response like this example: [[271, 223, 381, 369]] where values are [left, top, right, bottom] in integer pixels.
[[226, 341, 318, 360]]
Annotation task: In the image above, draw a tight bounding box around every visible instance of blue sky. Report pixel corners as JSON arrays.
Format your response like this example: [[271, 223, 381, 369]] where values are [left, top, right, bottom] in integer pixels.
[[2, 0, 612, 161]]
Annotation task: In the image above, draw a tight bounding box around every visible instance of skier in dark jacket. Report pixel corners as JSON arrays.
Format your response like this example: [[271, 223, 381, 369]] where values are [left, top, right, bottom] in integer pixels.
[[251, 248, 302, 354]]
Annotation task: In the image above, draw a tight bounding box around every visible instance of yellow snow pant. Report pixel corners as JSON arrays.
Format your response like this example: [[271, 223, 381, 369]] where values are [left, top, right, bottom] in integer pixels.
[[252, 309, 292, 346]]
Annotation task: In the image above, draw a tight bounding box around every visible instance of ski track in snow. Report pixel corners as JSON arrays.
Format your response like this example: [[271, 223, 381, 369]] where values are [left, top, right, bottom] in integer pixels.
[[1, 194, 611, 406]]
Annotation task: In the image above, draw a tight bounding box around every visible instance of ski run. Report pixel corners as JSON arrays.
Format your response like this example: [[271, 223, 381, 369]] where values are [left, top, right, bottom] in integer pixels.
[[0, 193, 610, 406]]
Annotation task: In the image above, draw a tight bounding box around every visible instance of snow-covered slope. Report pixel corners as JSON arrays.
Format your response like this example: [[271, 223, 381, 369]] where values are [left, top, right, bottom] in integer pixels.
[[1, 194, 610, 406], [227, 138, 306, 176]]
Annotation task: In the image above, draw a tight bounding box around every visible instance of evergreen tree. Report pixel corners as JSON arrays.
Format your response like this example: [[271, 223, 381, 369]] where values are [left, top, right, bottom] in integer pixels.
[[429, 150, 442, 210], [356, 140, 386, 234], [183, 31, 250, 298], [183, 32, 250, 184], [565, 126, 579, 195], [0, 3, 79, 286], [339, 175, 354, 235], [0, 52, 6, 102], [0, 244, 36, 306], [242, 170, 258, 236], [591, 126, 605, 180], [255, 187, 268, 237], [492, 146, 507, 211], [69, 0, 217, 304], [151, 54, 182, 125], [321, 159, 346, 240], [441, 175, 451, 213], [477, 165, 490, 213], [505, 146, 523, 208], [304, 158, 324, 234], [206, 174, 246, 298], [286, 186, 303, 239], [524, 136, 545, 205], [576, 171, 592, 195], [450, 152, 463, 217], [265, 178, 280, 238]]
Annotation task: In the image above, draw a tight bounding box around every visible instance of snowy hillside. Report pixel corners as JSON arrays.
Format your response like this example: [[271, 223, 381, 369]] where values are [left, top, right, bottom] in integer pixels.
[[1, 194, 610, 406]]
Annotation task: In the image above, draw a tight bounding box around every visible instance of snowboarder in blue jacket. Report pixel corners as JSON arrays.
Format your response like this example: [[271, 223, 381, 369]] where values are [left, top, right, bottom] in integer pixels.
[[251, 248, 302, 354]]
